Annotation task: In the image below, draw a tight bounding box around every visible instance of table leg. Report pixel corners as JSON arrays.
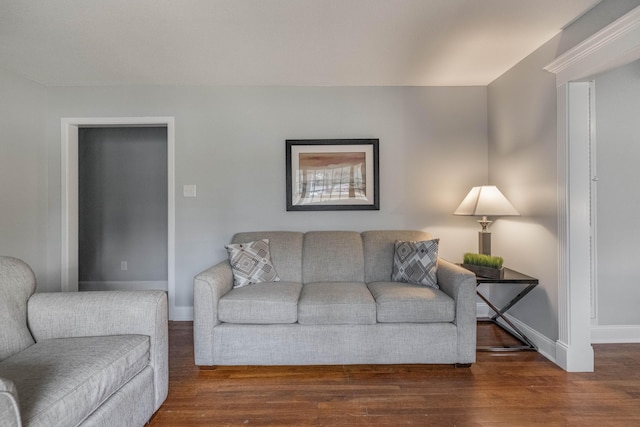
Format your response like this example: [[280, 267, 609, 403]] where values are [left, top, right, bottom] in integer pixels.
[[476, 284, 538, 351]]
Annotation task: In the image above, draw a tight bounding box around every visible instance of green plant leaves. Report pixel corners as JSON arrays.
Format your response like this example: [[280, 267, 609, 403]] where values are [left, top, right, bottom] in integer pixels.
[[463, 253, 504, 269]]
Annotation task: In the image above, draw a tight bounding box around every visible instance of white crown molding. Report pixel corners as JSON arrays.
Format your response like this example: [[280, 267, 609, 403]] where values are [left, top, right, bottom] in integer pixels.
[[544, 5, 640, 85]]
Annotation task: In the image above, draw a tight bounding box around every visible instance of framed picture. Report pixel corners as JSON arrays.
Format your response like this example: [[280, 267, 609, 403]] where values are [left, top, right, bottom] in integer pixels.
[[286, 139, 379, 211]]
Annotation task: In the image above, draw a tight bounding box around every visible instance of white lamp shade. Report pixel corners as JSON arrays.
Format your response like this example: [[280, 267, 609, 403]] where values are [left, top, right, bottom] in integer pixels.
[[453, 185, 519, 216]]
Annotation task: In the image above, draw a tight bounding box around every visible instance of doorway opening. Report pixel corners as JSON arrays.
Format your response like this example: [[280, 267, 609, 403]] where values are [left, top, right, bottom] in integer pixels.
[[78, 126, 168, 293], [61, 117, 180, 319]]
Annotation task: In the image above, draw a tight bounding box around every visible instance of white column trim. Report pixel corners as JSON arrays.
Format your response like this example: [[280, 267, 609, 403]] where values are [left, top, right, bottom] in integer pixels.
[[557, 82, 594, 372]]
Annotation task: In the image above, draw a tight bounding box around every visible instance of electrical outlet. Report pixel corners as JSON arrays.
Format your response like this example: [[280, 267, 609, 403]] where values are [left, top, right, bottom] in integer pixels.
[[121, 261, 128, 271]]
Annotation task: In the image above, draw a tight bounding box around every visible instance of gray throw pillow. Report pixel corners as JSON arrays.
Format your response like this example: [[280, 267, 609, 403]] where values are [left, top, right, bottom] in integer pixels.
[[225, 239, 281, 288], [391, 239, 439, 289]]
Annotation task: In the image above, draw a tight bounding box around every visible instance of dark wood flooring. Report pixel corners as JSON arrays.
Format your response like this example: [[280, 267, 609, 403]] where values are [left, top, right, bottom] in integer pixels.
[[148, 321, 640, 426]]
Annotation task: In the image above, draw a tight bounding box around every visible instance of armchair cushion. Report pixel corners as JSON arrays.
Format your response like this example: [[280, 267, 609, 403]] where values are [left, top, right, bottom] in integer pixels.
[[27, 290, 168, 412], [0, 335, 149, 427], [0, 257, 36, 361], [0, 376, 20, 427]]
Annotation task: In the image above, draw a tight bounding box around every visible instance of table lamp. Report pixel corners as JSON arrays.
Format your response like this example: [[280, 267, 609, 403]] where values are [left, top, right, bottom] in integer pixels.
[[453, 185, 519, 255]]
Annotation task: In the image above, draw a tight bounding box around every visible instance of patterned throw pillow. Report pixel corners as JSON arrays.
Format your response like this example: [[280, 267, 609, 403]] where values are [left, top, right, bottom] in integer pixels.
[[225, 239, 281, 288], [391, 239, 439, 289]]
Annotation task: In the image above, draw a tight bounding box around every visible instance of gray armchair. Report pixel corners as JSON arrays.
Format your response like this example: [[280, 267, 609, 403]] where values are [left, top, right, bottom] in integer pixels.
[[0, 256, 168, 427]]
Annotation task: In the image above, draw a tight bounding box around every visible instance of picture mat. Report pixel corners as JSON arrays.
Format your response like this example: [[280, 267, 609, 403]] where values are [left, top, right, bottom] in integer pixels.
[[290, 144, 375, 206]]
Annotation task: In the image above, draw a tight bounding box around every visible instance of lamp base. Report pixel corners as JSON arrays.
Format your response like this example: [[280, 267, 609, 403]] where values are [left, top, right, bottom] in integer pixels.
[[479, 231, 491, 255]]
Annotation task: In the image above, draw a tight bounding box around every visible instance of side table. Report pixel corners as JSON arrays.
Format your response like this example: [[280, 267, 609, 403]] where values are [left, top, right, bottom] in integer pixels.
[[475, 267, 538, 352]]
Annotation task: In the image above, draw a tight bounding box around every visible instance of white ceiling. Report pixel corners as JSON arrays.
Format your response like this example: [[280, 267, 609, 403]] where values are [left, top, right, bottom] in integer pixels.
[[0, 0, 600, 87]]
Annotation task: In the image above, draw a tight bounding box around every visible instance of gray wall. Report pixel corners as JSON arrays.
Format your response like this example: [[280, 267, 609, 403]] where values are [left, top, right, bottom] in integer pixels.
[[44, 86, 488, 310], [487, 36, 565, 341], [594, 59, 640, 325], [0, 68, 48, 287], [487, 0, 640, 341], [78, 127, 168, 284]]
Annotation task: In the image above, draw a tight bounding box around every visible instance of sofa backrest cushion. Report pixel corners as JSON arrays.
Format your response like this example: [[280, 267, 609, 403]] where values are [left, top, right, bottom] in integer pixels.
[[0, 257, 36, 361], [362, 230, 432, 283], [302, 231, 364, 283], [231, 232, 304, 282]]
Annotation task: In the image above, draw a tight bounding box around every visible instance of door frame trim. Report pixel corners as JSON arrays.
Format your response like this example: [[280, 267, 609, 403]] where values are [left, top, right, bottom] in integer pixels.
[[61, 116, 180, 319]]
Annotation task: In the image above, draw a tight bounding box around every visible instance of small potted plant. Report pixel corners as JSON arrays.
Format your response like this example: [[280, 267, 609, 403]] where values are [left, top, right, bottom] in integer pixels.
[[462, 253, 505, 279]]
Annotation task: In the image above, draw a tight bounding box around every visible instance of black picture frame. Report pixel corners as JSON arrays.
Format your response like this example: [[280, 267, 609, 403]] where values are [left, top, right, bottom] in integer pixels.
[[286, 139, 379, 211]]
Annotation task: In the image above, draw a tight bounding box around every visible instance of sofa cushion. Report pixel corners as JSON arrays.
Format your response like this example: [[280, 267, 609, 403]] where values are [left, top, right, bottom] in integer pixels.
[[298, 282, 376, 325], [219, 282, 303, 324], [225, 239, 281, 288], [0, 257, 36, 362], [362, 231, 432, 283], [392, 239, 440, 289], [0, 335, 149, 427], [302, 231, 365, 283], [367, 282, 455, 323], [232, 232, 304, 282]]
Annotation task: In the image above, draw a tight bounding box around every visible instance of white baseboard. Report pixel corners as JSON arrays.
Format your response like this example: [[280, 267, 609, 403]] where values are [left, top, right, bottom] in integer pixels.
[[591, 325, 640, 343], [476, 302, 490, 318], [79, 281, 168, 291], [171, 305, 194, 321]]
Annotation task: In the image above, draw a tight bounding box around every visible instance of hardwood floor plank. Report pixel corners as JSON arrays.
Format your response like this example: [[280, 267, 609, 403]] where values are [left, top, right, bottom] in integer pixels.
[[148, 322, 640, 426]]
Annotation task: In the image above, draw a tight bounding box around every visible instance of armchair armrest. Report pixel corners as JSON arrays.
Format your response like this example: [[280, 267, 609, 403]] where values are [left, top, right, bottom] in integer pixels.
[[437, 259, 477, 363], [193, 260, 233, 365], [0, 376, 21, 427], [26, 290, 168, 411]]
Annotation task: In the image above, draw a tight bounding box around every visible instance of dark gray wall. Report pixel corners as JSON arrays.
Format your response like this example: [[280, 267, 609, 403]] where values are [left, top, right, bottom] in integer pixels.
[[78, 127, 168, 282]]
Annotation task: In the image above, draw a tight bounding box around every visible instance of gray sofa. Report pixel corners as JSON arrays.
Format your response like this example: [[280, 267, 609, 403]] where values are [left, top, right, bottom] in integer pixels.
[[194, 230, 477, 366], [0, 257, 168, 427]]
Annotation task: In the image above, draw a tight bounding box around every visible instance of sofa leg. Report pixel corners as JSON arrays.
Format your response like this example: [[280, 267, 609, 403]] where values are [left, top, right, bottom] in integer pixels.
[[455, 363, 471, 368]]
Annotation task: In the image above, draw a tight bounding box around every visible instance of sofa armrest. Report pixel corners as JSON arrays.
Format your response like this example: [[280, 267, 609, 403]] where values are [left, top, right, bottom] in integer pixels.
[[26, 290, 168, 411], [0, 377, 21, 427], [437, 259, 477, 363], [193, 260, 234, 365]]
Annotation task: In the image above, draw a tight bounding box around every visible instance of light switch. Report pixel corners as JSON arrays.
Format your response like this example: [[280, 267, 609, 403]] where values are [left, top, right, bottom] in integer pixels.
[[183, 185, 197, 198]]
